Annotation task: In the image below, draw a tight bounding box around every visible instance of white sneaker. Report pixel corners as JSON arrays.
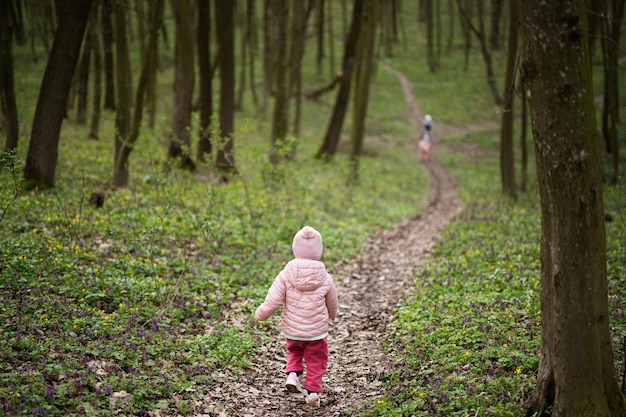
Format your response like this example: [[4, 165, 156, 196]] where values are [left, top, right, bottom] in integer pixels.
[[305, 392, 320, 407], [285, 372, 301, 393]]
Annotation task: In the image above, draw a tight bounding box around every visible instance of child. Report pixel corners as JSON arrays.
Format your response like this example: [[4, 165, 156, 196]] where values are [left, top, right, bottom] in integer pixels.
[[419, 114, 433, 161], [254, 226, 338, 408]]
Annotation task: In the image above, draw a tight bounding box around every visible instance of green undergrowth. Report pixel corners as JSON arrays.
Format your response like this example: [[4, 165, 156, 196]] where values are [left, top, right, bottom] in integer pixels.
[[0, 97, 428, 415], [363, 131, 626, 416]]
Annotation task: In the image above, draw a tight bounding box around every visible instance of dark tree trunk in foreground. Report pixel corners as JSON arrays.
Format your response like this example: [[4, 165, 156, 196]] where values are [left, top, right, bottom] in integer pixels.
[[520, 0, 626, 415], [315, 0, 362, 160], [0, 0, 19, 151], [23, 0, 92, 189]]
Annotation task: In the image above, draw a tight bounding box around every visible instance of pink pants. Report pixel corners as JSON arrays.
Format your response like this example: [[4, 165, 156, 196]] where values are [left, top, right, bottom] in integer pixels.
[[285, 337, 328, 393]]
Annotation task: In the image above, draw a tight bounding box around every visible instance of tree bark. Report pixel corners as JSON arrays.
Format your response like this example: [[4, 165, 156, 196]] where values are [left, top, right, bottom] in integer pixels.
[[196, 0, 213, 162], [457, 0, 502, 106], [0, 0, 19, 152], [23, 0, 92, 189], [499, 0, 517, 199], [167, 0, 195, 171], [111, 0, 132, 188], [520, 0, 626, 415], [600, 0, 624, 185], [315, 0, 362, 160], [101, 0, 115, 110], [215, 0, 236, 174], [88, 0, 102, 139], [111, 0, 164, 188], [349, 0, 378, 183], [268, 0, 289, 165], [76, 22, 92, 125]]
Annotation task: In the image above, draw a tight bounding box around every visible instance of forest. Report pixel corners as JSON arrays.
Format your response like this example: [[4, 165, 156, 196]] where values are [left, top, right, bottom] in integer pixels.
[[1, 0, 625, 416]]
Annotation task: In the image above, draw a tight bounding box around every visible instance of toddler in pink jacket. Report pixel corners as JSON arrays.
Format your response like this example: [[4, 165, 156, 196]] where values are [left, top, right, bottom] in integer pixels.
[[254, 226, 338, 408]]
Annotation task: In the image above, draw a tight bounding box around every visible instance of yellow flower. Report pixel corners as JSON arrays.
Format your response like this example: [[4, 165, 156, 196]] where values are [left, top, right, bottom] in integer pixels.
[[466, 351, 470, 356], [503, 343, 508, 348], [515, 368, 521, 375]]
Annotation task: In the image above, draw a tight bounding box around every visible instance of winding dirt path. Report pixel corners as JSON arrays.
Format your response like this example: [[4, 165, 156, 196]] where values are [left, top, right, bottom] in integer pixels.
[[193, 65, 464, 417]]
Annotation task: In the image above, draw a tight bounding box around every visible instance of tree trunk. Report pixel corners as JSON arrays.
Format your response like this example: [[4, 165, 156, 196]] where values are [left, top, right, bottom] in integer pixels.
[[196, 0, 213, 162], [167, 0, 195, 171], [289, 0, 313, 143], [349, 0, 378, 183], [247, 0, 259, 112], [458, 0, 502, 106], [76, 23, 91, 124], [489, 0, 503, 50], [88, 0, 102, 139], [215, 0, 236, 174], [23, 0, 92, 189], [268, 0, 289, 165], [520, 0, 626, 415], [315, 0, 363, 160], [519, 76, 528, 192], [316, 0, 325, 75], [0, 0, 19, 152], [600, 0, 624, 185], [111, 0, 164, 188], [111, 1, 132, 188], [101, 0, 115, 110], [499, 0, 517, 199], [458, 0, 472, 71]]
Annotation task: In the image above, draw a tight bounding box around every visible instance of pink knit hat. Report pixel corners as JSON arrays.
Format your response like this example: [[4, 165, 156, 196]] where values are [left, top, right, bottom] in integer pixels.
[[292, 226, 323, 260]]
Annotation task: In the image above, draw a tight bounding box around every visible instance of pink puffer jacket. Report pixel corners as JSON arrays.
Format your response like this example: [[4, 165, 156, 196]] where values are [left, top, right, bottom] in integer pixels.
[[255, 258, 338, 340]]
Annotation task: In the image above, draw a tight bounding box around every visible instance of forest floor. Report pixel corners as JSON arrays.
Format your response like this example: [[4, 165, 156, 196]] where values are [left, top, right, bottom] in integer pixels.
[[188, 65, 496, 417]]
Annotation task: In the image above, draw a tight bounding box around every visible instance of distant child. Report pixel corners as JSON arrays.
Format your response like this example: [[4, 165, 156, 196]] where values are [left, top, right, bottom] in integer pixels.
[[254, 226, 338, 408], [419, 114, 433, 161]]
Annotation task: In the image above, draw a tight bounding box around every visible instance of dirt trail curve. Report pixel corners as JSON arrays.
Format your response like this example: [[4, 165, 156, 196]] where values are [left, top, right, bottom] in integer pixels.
[[193, 65, 463, 417]]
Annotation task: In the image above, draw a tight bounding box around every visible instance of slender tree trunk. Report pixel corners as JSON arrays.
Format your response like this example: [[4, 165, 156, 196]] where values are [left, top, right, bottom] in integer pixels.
[[489, 0, 503, 50], [458, 0, 472, 71], [101, 0, 115, 110], [167, 0, 195, 171], [247, 0, 259, 111], [23, 0, 92, 189], [520, 0, 626, 414], [499, 0, 517, 198], [0, 0, 19, 152], [316, 0, 325, 75], [600, 0, 624, 184], [269, 0, 289, 165], [111, 0, 164, 188], [289, 0, 314, 142], [458, 0, 502, 106], [196, 0, 213, 162], [76, 25, 91, 124], [519, 76, 528, 192], [315, 0, 363, 160], [111, 1, 132, 188], [215, 0, 236, 174], [88, 0, 102, 139], [349, 0, 378, 183]]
